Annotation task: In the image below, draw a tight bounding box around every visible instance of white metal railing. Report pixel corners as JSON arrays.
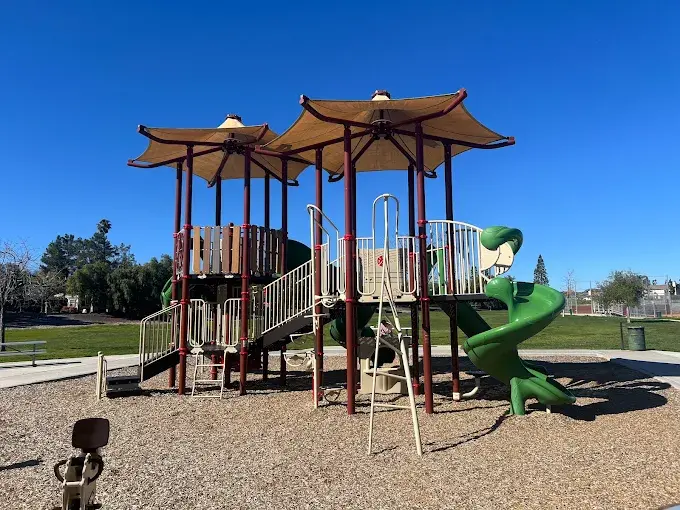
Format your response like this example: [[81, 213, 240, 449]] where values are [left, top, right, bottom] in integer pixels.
[[257, 260, 314, 335], [188, 299, 212, 348], [220, 298, 242, 349], [307, 205, 345, 300], [139, 303, 180, 379], [355, 196, 418, 300], [427, 220, 515, 296]]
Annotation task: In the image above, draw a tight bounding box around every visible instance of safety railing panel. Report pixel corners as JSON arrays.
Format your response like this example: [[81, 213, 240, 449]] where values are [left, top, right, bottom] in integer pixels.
[[174, 224, 285, 278], [220, 298, 242, 348], [139, 303, 180, 376], [427, 220, 516, 296], [257, 260, 314, 335]]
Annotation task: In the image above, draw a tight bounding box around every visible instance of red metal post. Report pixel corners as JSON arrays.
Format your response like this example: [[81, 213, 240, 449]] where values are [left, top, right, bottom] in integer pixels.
[[314, 149, 324, 388], [443, 144, 460, 398], [279, 160, 288, 386], [262, 172, 270, 381], [169, 162, 183, 388], [407, 164, 420, 395], [210, 176, 222, 381], [415, 124, 434, 414], [343, 126, 357, 415], [178, 146, 194, 395], [239, 149, 252, 396]]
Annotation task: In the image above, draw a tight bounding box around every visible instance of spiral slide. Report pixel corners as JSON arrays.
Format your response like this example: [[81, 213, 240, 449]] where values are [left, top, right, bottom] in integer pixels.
[[450, 226, 576, 415]]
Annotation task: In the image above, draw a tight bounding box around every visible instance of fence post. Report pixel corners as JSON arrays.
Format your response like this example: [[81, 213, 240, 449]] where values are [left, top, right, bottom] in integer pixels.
[[619, 321, 625, 350], [32, 343, 37, 367]]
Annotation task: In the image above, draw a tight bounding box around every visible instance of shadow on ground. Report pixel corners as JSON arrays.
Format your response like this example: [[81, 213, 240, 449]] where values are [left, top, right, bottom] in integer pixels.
[[5, 312, 134, 329], [235, 355, 671, 423]]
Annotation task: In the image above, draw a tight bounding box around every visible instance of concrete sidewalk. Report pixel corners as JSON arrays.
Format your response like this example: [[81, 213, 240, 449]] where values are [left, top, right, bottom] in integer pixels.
[[0, 354, 138, 389], [1, 349, 679, 391]]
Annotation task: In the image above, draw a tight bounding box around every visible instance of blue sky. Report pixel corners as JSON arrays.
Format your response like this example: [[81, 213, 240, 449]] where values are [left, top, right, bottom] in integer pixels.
[[1, 1, 678, 288]]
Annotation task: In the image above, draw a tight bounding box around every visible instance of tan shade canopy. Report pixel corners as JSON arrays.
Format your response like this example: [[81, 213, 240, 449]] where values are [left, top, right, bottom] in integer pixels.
[[265, 90, 510, 175], [129, 115, 311, 182]]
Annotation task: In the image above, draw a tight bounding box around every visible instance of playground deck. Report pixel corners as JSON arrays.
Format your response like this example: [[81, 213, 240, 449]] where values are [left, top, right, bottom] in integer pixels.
[[2, 355, 679, 510]]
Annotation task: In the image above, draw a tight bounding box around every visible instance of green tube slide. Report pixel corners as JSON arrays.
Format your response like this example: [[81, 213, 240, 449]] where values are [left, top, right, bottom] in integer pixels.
[[453, 226, 576, 415]]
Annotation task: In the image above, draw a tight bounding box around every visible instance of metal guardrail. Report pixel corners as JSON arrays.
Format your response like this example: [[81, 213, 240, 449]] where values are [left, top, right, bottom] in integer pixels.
[[139, 303, 180, 375]]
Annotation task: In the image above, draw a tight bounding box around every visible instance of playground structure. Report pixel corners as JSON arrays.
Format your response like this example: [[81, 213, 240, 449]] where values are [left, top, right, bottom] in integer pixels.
[[109, 88, 576, 419]]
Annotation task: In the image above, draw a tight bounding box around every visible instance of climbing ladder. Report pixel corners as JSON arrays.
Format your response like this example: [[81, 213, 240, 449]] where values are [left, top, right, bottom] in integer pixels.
[[366, 195, 422, 456]]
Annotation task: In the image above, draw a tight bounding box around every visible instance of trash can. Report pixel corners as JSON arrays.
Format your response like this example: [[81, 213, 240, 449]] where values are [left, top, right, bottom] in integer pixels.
[[655, 311, 662, 318], [627, 326, 646, 351]]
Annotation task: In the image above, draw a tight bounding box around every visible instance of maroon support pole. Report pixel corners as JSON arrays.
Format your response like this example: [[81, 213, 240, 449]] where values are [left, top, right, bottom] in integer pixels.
[[443, 144, 460, 398], [239, 149, 252, 396], [262, 172, 270, 381], [211, 177, 222, 381], [343, 126, 357, 415], [415, 123, 434, 414], [169, 162, 183, 388], [407, 164, 420, 395], [314, 149, 324, 388], [279, 161, 288, 386], [178, 147, 194, 395]]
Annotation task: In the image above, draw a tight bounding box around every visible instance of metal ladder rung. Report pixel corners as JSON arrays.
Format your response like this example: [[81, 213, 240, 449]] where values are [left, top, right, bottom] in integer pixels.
[[370, 371, 409, 382], [373, 403, 411, 410]]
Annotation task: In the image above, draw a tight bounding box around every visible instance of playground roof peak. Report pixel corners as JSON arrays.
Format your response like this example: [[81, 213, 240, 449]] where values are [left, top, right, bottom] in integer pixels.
[[128, 117, 311, 185], [264, 89, 514, 177]]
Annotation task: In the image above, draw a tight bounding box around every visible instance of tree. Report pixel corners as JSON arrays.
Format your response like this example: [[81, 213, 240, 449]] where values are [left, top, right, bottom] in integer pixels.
[[40, 234, 84, 280], [599, 270, 648, 323], [67, 261, 112, 312], [108, 255, 172, 318], [533, 255, 549, 285], [0, 241, 33, 347], [82, 219, 119, 265], [25, 271, 66, 313]]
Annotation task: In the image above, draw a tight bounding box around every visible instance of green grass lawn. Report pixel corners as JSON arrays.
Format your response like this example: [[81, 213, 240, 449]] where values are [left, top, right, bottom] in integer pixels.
[[4, 311, 678, 362]]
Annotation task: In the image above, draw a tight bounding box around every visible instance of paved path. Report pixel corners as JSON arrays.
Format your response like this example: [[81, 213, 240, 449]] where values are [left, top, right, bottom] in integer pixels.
[[0, 354, 138, 389], [1, 349, 679, 391]]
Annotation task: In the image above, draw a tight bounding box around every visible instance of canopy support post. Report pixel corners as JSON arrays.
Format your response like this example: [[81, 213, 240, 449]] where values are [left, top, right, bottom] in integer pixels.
[[314, 149, 324, 390], [415, 124, 434, 414], [169, 162, 183, 388], [344, 126, 357, 415], [239, 149, 251, 396], [280, 160, 288, 386], [209, 176, 222, 381], [262, 172, 270, 381], [407, 163, 420, 395], [443, 144, 460, 399], [178, 146, 194, 395]]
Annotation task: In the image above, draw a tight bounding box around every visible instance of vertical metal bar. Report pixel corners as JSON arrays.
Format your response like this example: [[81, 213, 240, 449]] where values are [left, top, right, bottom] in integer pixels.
[[407, 163, 420, 395], [314, 149, 325, 389], [415, 123, 434, 414], [280, 160, 288, 384], [178, 146, 193, 395], [443, 144, 460, 398], [169, 161, 182, 388], [239, 149, 252, 396], [344, 126, 357, 414], [264, 173, 270, 274], [262, 173, 270, 380]]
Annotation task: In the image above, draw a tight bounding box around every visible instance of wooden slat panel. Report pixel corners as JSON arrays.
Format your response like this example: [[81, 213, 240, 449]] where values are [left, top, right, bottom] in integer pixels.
[[221, 226, 229, 273], [203, 226, 212, 273], [258, 226, 265, 275], [212, 227, 221, 273], [250, 225, 257, 275], [192, 227, 201, 274], [274, 230, 282, 274], [231, 226, 241, 274], [266, 229, 274, 275]]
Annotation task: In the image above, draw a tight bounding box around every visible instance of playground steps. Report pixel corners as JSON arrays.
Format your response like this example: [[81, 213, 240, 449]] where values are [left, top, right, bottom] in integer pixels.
[[260, 314, 314, 349], [105, 374, 142, 398], [140, 349, 180, 382]]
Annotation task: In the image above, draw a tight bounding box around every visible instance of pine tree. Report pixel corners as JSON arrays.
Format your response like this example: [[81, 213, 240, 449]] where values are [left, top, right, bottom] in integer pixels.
[[533, 255, 549, 285]]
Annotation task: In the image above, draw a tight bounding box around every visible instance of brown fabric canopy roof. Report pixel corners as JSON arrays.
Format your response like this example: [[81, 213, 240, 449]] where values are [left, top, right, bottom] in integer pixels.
[[129, 115, 311, 183], [264, 90, 511, 176]]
